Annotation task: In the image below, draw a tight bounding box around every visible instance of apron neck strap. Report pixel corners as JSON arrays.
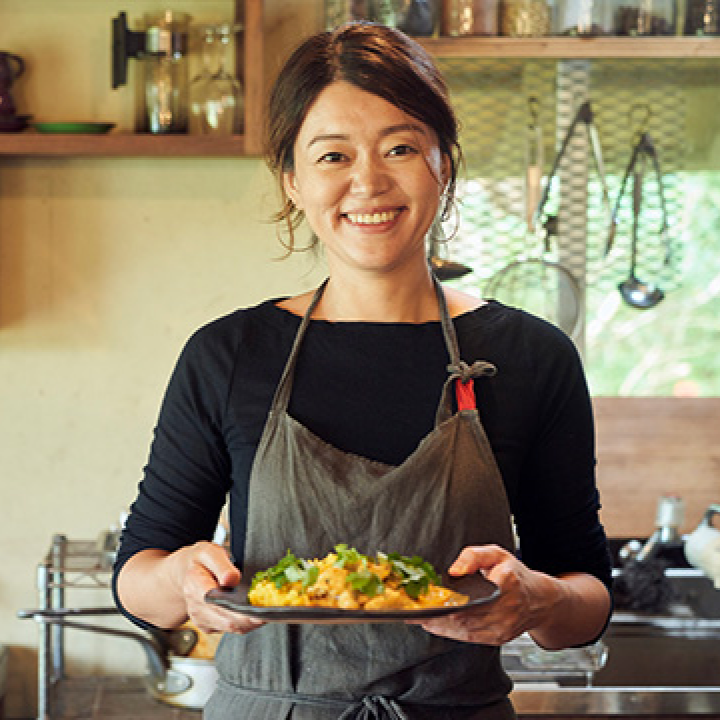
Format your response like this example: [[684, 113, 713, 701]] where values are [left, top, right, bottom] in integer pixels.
[[270, 273, 495, 422], [271, 278, 328, 414]]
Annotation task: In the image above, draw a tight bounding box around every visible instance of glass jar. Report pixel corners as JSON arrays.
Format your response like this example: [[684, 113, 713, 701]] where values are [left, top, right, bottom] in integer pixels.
[[553, 0, 613, 35], [325, 0, 438, 35], [615, 0, 676, 34], [501, 0, 551, 35], [143, 11, 192, 134], [685, 0, 720, 34], [442, 0, 500, 36]]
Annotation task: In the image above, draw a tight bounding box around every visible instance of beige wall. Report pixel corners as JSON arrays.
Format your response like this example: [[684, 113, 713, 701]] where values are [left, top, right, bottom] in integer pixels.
[[0, 5, 325, 717]]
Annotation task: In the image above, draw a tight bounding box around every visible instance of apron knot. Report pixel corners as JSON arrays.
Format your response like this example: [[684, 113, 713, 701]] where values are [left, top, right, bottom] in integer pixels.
[[338, 695, 410, 720], [447, 360, 497, 384]]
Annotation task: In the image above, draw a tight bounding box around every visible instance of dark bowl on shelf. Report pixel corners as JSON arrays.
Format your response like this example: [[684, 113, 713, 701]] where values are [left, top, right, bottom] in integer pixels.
[[0, 114, 32, 132]]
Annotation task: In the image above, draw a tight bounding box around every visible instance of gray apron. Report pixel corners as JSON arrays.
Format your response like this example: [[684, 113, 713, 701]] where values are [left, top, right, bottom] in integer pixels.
[[205, 278, 517, 720]]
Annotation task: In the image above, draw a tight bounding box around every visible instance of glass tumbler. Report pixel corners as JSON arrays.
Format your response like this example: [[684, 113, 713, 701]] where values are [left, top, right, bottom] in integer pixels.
[[189, 24, 243, 136]]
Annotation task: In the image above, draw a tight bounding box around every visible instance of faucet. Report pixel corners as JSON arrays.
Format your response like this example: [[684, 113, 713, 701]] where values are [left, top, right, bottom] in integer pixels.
[[637, 495, 684, 562]]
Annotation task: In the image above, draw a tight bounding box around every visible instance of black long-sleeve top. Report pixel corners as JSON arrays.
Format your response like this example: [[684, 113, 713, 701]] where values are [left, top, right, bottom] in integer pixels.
[[113, 299, 612, 627]]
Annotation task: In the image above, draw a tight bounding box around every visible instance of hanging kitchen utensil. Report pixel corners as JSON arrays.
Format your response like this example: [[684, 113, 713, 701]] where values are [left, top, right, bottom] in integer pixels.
[[608, 141, 670, 271], [617, 148, 665, 308], [525, 97, 544, 234], [606, 106, 670, 261], [484, 221, 584, 341], [531, 100, 612, 236], [485, 98, 587, 341], [608, 112, 670, 309], [427, 216, 473, 281]]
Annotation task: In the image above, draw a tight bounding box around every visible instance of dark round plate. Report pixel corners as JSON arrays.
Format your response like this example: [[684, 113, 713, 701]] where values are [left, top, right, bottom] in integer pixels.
[[205, 572, 499, 624]]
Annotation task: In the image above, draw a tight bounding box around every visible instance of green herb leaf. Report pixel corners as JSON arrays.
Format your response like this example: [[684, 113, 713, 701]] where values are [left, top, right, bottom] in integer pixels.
[[333, 543, 367, 570], [386, 552, 440, 599], [347, 569, 384, 598]]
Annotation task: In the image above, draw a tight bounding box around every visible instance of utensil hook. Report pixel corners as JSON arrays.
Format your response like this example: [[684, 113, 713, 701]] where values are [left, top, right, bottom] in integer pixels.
[[629, 103, 652, 143]]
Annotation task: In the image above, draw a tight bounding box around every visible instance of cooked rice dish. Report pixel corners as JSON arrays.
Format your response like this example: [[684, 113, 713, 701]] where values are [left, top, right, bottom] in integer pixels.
[[248, 544, 469, 611]]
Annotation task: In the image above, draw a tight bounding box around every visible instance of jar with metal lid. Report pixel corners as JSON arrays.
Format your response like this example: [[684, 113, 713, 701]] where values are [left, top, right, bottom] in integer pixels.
[[615, 0, 676, 34], [441, 0, 500, 36], [500, 0, 551, 36]]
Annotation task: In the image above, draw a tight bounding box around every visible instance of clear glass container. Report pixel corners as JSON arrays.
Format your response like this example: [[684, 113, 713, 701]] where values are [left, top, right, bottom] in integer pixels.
[[553, 0, 614, 35], [501, 0, 551, 35], [189, 24, 243, 136], [441, 0, 500, 36], [684, 0, 720, 34], [143, 11, 191, 134], [615, 0, 676, 34]]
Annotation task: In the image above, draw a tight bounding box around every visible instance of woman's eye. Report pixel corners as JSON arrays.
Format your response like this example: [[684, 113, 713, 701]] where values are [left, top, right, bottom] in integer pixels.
[[318, 151, 346, 164], [388, 144, 417, 157]]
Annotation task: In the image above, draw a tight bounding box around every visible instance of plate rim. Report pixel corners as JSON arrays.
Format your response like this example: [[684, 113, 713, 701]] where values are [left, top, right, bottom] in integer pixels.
[[205, 572, 500, 623]]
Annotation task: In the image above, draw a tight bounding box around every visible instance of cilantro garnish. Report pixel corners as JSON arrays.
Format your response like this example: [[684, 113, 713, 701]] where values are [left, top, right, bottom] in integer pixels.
[[250, 550, 319, 590], [381, 552, 440, 599], [251, 546, 441, 601]]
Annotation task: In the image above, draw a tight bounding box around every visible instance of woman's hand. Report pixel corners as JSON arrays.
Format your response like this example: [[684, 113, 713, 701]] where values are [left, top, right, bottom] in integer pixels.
[[179, 541, 265, 636], [408, 545, 610, 649], [117, 543, 265, 636]]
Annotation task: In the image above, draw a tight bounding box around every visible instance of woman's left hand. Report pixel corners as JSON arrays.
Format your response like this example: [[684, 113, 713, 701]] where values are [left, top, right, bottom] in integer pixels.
[[407, 545, 561, 646]]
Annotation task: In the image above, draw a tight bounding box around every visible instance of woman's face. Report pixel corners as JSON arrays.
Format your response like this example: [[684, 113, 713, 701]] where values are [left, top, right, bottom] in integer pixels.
[[284, 81, 448, 277]]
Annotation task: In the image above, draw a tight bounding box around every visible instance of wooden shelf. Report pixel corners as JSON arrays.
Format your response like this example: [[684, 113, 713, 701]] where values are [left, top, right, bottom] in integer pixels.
[[420, 36, 720, 59], [0, 0, 263, 159], [0, 133, 246, 157]]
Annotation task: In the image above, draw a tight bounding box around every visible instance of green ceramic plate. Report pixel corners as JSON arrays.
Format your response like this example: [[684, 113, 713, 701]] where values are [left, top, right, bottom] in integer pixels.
[[32, 122, 115, 134]]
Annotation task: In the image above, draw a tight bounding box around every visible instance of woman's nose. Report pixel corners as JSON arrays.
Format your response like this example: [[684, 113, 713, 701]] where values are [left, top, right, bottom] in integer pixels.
[[349, 157, 390, 197]]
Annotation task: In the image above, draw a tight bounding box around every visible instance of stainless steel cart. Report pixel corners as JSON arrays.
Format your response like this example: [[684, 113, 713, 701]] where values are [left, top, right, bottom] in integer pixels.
[[19, 534, 200, 720]]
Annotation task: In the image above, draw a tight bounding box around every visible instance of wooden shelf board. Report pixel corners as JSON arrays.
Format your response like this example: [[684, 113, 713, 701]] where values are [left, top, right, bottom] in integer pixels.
[[0, 133, 246, 157], [420, 36, 720, 59]]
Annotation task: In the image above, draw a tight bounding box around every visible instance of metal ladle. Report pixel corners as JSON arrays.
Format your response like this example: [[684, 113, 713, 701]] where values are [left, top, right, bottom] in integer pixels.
[[618, 150, 665, 309]]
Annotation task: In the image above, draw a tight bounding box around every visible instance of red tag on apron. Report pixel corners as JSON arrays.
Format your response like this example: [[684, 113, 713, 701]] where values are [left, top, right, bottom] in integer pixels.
[[455, 378, 476, 411]]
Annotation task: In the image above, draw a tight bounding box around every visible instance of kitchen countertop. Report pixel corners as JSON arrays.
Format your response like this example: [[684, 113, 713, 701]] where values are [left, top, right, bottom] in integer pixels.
[[511, 687, 720, 716], [49, 675, 720, 718]]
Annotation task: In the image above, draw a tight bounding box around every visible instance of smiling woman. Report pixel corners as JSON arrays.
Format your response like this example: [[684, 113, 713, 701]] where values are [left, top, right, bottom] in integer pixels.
[[265, 23, 462, 257], [114, 22, 612, 720]]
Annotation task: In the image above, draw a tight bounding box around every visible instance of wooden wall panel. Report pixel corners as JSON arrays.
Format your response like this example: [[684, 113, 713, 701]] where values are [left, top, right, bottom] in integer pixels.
[[593, 397, 720, 538]]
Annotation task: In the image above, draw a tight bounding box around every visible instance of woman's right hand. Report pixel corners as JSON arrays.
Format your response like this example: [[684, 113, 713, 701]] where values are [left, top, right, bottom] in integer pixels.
[[180, 541, 266, 635], [116, 543, 264, 635]]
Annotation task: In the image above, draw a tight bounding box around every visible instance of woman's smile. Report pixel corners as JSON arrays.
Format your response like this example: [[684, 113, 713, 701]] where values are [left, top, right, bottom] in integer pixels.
[[342, 207, 403, 228]]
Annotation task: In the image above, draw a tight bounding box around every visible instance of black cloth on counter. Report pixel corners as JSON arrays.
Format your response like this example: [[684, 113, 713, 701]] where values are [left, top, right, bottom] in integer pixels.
[[113, 299, 612, 628]]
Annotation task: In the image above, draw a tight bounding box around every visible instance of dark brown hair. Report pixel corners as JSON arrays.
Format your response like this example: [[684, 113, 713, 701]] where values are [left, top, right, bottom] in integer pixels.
[[265, 22, 462, 251]]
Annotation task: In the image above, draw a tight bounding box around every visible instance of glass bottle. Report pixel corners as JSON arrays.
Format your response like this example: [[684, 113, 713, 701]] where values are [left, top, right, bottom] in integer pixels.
[[189, 24, 243, 136]]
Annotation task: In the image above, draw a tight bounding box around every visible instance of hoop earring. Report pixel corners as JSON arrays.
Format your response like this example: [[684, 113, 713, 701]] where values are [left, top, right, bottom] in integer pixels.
[[439, 193, 461, 243]]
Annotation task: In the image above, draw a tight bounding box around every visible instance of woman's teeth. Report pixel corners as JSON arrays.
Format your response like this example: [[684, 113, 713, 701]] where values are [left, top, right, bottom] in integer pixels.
[[345, 210, 399, 225]]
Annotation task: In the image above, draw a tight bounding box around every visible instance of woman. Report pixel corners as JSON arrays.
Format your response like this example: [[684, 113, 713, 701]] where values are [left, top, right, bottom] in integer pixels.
[[114, 22, 612, 719]]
